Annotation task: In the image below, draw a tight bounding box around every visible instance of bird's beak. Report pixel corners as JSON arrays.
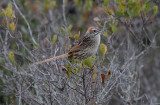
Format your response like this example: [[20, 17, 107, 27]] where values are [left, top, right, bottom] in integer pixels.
[[98, 30, 103, 34], [99, 30, 102, 32]]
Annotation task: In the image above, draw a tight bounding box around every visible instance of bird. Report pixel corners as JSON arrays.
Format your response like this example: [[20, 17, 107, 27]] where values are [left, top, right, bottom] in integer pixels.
[[34, 26, 102, 65]]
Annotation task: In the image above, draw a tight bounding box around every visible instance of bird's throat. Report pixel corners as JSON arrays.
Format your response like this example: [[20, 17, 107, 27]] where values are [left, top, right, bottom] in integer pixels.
[[92, 34, 101, 55]]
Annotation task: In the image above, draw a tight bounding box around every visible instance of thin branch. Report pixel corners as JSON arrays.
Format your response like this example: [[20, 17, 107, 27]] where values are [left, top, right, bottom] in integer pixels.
[[118, 18, 146, 47], [12, 0, 37, 45], [62, 0, 67, 24], [67, 84, 84, 96]]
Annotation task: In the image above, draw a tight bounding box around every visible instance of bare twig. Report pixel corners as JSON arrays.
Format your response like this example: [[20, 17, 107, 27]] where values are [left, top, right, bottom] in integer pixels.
[[12, 0, 37, 45], [62, 0, 67, 24]]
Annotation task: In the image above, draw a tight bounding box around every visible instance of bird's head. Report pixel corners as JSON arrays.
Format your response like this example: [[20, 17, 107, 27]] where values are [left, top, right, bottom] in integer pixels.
[[86, 26, 102, 37]]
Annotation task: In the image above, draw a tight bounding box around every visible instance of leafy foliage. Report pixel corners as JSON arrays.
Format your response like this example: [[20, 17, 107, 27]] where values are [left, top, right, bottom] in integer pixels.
[[0, 0, 159, 105], [52, 35, 57, 44], [8, 51, 15, 65], [5, 2, 15, 19], [100, 43, 107, 61]]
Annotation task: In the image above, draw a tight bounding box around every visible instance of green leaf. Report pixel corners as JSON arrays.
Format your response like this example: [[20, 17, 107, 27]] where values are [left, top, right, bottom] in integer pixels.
[[92, 56, 96, 61], [9, 51, 16, 65], [83, 57, 95, 68], [52, 35, 57, 44], [112, 21, 118, 33], [83, 57, 92, 67], [144, 3, 151, 14], [74, 34, 79, 40], [92, 69, 97, 81], [0, 9, 5, 17], [108, 9, 114, 15], [33, 43, 40, 48], [100, 43, 107, 60], [5, 2, 15, 19], [124, 10, 130, 18], [44, 0, 50, 12], [51, 1, 56, 8], [131, 2, 141, 17], [128, 1, 136, 9], [68, 32, 72, 37], [56, 26, 60, 32], [116, 11, 123, 17], [103, 31, 108, 37], [65, 65, 72, 71], [126, 9, 132, 18], [72, 68, 77, 74], [153, 6, 158, 16], [104, 0, 109, 8], [65, 65, 72, 78], [68, 56, 74, 64], [120, 0, 125, 6], [61, 27, 66, 35], [9, 22, 16, 32], [118, 4, 125, 13], [112, 25, 116, 33], [68, 25, 73, 37], [79, 61, 83, 68], [68, 25, 72, 32], [37, 44, 40, 48]]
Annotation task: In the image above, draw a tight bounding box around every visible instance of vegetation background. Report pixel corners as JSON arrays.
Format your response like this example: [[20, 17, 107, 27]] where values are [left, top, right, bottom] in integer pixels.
[[0, 0, 160, 105]]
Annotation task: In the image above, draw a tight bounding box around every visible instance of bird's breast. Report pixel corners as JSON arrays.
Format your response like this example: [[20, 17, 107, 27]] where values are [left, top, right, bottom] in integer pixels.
[[89, 34, 101, 55]]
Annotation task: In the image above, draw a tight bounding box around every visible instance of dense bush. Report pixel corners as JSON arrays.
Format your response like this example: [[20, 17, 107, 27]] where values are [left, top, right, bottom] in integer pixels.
[[0, 0, 160, 104]]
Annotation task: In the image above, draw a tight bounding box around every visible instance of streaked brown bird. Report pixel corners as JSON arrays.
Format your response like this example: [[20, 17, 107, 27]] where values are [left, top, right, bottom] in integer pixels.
[[34, 26, 102, 64]]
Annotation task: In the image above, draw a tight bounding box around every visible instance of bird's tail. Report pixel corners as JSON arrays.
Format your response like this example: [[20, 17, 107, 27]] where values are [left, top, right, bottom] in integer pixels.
[[34, 53, 70, 65]]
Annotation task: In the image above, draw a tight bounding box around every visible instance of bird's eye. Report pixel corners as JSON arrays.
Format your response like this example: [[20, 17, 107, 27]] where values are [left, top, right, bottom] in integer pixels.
[[93, 29, 97, 33]]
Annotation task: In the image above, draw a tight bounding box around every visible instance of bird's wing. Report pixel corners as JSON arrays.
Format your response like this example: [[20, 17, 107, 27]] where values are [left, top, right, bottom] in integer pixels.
[[68, 34, 90, 53], [68, 44, 84, 53]]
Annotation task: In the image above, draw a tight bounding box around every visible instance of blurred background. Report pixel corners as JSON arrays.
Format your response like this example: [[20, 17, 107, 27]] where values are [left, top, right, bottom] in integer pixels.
[[0, 0, 160, 105]]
